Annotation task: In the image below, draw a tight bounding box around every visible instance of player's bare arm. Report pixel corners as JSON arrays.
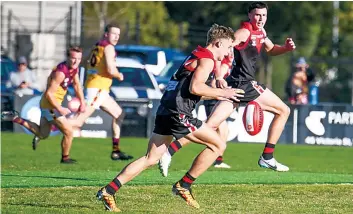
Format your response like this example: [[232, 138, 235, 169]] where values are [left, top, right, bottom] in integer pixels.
[[232, 28, 251, 47], [214, 28, 249, 89], [72, 73, 86, 112], [190, 58, 244, 102], [104, 45, 124, 81], [45, 72, 71, 116], [215, 56, 233, 89], [264, 35, 296, 56]]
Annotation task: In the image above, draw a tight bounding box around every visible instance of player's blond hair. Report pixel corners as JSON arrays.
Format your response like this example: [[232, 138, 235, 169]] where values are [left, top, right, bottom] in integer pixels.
[[206, 24, 235, 45]]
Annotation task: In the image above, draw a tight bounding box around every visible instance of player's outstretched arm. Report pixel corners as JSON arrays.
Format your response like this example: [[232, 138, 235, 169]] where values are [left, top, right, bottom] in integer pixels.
[[265, 37, 296, 56]]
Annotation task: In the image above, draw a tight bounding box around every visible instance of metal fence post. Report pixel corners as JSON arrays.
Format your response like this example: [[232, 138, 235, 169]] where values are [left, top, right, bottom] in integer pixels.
[[351, 72, 353, 105], [1, 4, 4, 48], [7, 10, 12, 56], [66, 6, 73, 48]]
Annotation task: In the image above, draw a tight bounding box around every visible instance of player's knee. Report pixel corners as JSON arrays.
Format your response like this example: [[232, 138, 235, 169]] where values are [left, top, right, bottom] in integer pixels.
[[76, 120, 85, 128], [210, 140, 226, 156], [281, 105, 291, 118], [207, 120, 220, 130], [113, 111, 125, 126], [62, 128, 74, 139], [145, 157, 158, 167]]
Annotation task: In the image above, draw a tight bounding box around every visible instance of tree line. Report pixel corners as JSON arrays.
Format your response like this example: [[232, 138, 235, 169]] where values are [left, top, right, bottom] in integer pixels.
[[83, 1, 353, 103]]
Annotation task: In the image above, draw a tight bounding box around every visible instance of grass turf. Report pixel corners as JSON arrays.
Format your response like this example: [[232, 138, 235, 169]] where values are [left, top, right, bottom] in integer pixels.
[[1, 133, 353, 213]]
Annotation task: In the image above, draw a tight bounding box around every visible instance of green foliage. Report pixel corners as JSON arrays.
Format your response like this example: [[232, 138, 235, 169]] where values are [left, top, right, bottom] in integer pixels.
[[82, 2, 353, 101], [83, 2, 186, 48]]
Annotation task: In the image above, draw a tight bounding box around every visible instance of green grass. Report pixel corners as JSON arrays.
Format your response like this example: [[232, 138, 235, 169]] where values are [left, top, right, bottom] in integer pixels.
[[1, 132, 353, 213]]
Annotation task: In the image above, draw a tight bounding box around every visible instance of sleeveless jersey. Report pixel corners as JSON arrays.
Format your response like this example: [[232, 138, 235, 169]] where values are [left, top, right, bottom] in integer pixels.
[[40, 62, 78, 109], [159, 46, 216, 116], [85, 40, 116, 91], [230, 22, 266, 81]]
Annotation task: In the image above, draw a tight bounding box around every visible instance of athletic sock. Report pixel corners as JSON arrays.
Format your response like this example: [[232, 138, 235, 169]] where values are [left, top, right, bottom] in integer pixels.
[[105, 178, 122, 195], [13, 117, 25, 126], [262, 143, 275, 160], [179, 172, 196, 189], [62, 155, 70, 161], [168, 140, 182, 156], [112, 137, 120, 152], [215, 156, 223, 165]]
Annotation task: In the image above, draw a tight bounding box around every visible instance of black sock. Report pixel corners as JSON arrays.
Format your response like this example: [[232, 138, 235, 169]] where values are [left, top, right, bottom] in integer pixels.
[[179, 172, 196, 189], [105, 178, 122, 195], [168, 140, 182, 156], [215, 156, 223, 164], [262, 143, 275, 160]]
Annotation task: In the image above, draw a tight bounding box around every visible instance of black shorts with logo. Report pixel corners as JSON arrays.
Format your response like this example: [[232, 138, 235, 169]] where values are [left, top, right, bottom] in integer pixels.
[[203, 99, 218, 116], [153, 112, 203, 140], [227, 79, 267, 105]]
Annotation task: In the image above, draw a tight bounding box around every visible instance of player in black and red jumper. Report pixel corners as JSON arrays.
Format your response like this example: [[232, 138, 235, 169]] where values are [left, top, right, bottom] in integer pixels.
[[159, 2, 296, 173], [209, 1, 296, 171], [158, 53, 234, 177], [96, 24, 244, 211]]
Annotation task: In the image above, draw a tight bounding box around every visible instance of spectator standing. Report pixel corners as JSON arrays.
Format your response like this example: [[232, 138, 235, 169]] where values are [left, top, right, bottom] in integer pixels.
[[286, 57, 309, 104]]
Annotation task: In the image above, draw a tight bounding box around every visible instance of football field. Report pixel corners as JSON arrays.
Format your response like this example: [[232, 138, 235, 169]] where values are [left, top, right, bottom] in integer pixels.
[[1, 133, 353, 213]]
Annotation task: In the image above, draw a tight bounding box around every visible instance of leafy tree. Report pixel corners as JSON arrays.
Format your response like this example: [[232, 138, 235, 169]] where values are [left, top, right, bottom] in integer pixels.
[[83, 2, 185, 48]]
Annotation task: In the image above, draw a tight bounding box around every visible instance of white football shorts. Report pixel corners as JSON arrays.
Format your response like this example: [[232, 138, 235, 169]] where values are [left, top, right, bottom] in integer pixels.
[[85, 88, 110, 109]]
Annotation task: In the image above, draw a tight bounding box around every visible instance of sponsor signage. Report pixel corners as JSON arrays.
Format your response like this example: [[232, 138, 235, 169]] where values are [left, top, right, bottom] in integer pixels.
[[11, 95, 353, 146], [13, 95, 61, 136], [193, 102, 292, 144], [13, 94, 113, 138], [298, 105, 353, 146], [74, 110, 113, 138]]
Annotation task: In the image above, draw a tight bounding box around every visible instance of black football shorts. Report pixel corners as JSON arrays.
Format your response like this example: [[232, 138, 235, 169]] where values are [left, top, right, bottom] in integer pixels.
[[227, 79, 267, 104], [153, 113, 203, 140]]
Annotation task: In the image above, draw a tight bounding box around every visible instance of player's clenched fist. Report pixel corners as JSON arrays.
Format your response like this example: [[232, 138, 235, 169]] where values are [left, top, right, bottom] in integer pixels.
[[285, 38, 296, 51]]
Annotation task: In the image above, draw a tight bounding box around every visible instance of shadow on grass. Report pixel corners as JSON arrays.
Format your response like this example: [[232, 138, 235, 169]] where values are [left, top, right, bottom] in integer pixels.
[[1, 173, 96, 181], [4, 202, 93, 209]]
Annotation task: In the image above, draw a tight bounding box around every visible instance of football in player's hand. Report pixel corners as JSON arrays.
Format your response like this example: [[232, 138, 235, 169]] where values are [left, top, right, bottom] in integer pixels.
[[68, 97, 81, 113], [242, 101, 264, 136]]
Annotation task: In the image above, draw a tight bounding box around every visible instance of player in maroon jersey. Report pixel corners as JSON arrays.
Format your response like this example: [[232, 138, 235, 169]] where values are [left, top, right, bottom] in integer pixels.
[[1, 47, 85, 164]]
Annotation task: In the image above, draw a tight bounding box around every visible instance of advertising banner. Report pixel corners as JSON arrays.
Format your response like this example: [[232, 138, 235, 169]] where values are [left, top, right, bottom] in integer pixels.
[[296, 104, 353, 146], [11, 95, 353, 146], [193, 102, 293, 144]]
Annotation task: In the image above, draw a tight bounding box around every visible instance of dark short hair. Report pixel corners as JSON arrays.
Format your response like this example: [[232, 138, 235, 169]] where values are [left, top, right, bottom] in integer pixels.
[[67, 46, 82, 56], [248, 1, 268, 13], [104, 23, 120, 33]]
